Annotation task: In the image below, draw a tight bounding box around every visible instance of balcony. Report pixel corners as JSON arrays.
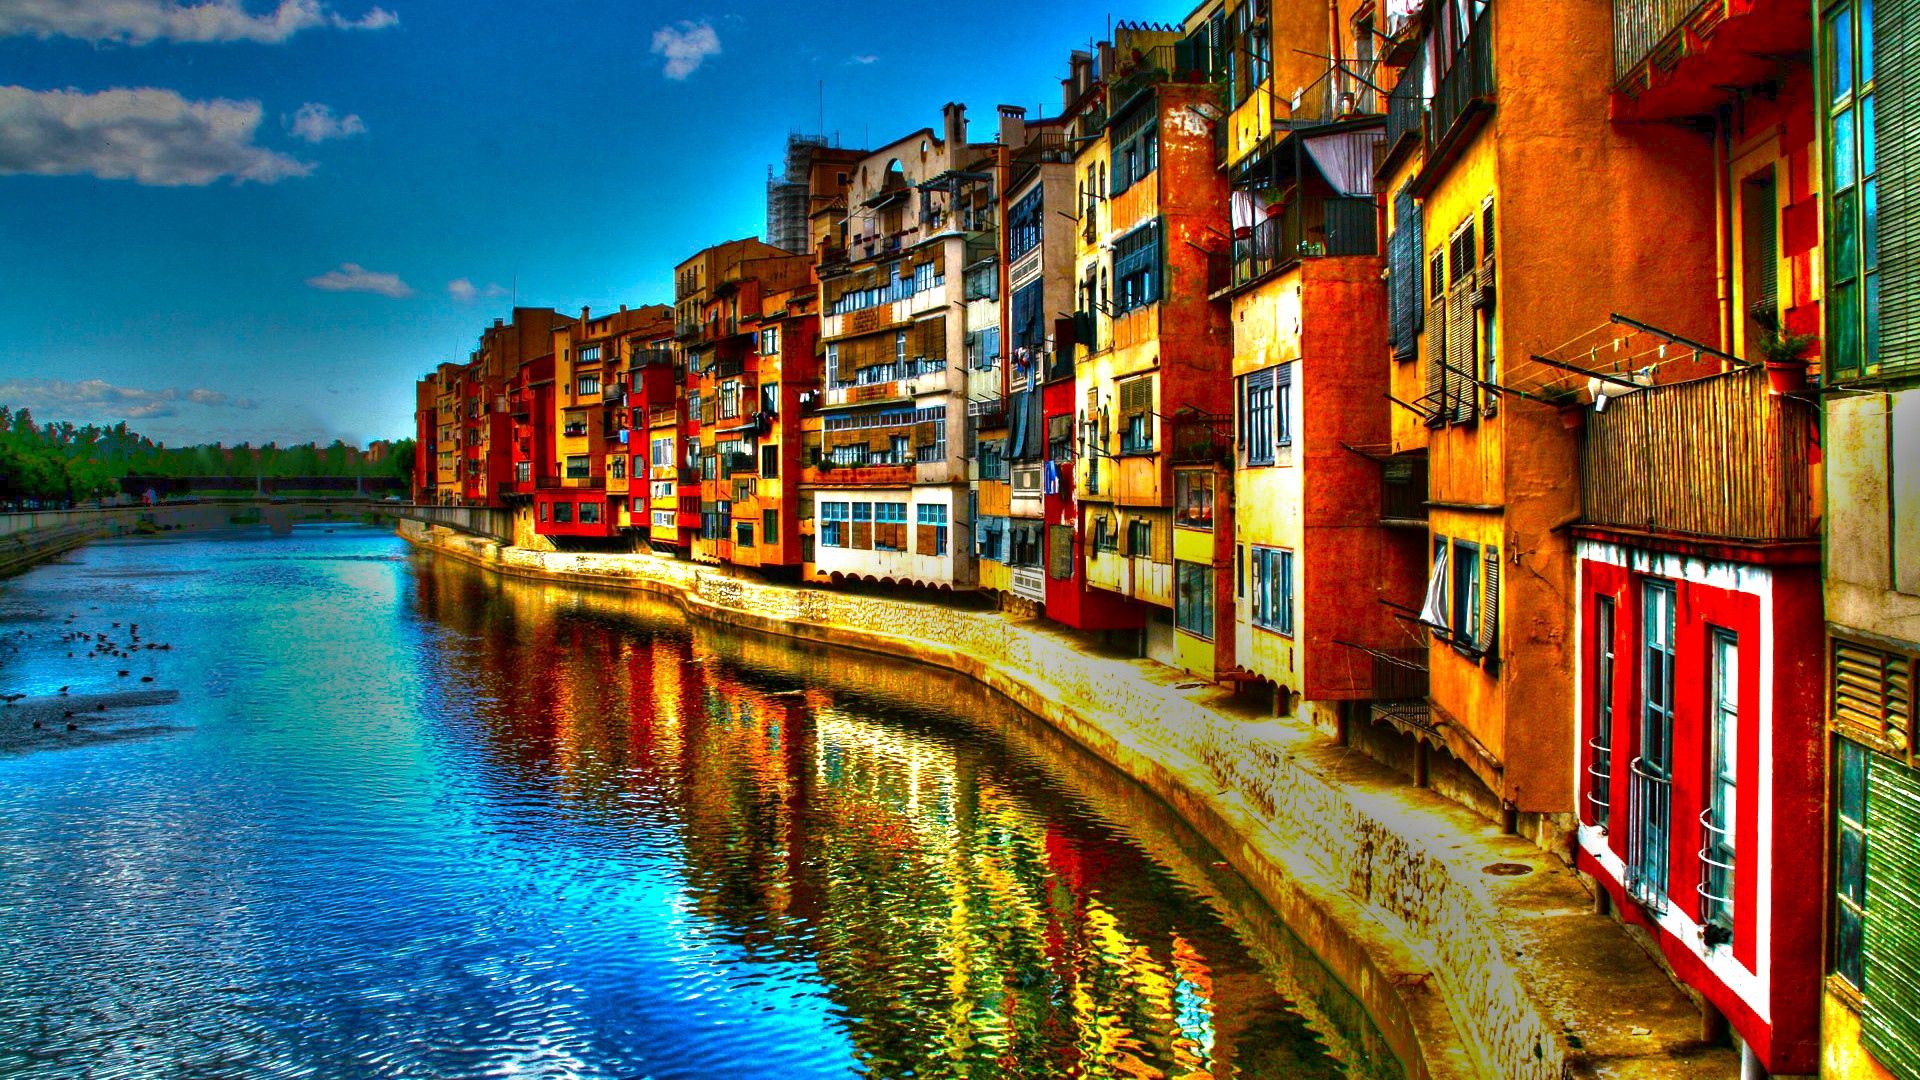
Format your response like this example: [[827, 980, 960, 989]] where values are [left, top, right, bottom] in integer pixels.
[[1380, 453, 1429, 525], [562, 423, 589, 438], [646, 404, 678, 427], [631, 348, 675, 368], [1169, 412, 1232, 466], [1579, 366, 1818, 544], [1226, 197, 1377, 291], [1611, 0, 1808, 119], [601, 383, 625, 404], [1428, 18, 1494, 161]]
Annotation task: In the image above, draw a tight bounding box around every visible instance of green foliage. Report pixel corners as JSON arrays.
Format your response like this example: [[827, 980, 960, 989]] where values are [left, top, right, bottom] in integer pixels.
[[0, 406, 409, 506]]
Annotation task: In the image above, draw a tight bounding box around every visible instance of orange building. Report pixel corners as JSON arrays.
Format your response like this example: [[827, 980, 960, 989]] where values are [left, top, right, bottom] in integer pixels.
[[540, 304, 671, 539]]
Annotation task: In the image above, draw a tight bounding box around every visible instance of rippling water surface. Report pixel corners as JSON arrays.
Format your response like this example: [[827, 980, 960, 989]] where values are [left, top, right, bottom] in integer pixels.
[[0, 525, 1402, 1079]]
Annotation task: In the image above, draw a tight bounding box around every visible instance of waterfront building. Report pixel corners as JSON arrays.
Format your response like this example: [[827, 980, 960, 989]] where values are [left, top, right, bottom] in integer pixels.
[[503, 350, 556, 543], [675, 240, 814, 567], [1549, 3, 1834, 1073], [464, 309, 569, 509], [1814, 0, 1920, 1074], [802, 106, 1001, 591], [608, 315, 676, 536], [412, 373, 437, 504], [432, 361, 462, 505], [1365, 0, 1722, 842], [1212, 0, 1418, 727], [539, 304, 671, 539], [1070, 24, 1234, 676]]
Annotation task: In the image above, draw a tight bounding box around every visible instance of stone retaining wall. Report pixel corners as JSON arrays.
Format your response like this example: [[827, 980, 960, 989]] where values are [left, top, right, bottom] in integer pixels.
[[401, 521, 1733, 1080]]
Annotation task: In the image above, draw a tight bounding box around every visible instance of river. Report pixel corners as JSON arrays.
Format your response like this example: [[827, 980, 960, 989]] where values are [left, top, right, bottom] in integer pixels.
[[0, 524, 1402, 1079]]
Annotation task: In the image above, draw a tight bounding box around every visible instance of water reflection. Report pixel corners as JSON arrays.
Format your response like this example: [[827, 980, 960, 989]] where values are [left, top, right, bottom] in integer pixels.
[[0, 527, 1400, 1078]]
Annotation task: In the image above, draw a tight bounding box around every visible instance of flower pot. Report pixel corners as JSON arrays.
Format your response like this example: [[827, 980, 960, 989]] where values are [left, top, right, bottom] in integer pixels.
[[1557, 404, 1585, 432], [1765, 357, 1809, 395]]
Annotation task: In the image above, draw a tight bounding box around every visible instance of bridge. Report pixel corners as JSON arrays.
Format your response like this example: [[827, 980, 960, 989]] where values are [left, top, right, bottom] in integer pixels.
[[1, 497, 511, 576]]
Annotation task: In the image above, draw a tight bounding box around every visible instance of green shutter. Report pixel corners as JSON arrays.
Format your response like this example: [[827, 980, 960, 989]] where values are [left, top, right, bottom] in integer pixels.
[[1880, 0, 1920, 376], [1865, 754, 1920, 1075]]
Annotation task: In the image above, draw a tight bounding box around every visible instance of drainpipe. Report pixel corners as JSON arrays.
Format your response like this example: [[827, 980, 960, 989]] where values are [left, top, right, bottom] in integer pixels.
[[1714, 104, 1736, 364], [998, 144, 1013, 414]]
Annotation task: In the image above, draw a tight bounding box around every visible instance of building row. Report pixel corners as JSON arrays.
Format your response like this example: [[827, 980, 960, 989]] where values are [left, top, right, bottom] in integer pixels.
[[411, 1, 1918, 1075]]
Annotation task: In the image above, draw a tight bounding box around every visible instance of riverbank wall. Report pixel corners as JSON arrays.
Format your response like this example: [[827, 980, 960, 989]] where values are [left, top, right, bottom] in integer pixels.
[[0, 501, 383, 578], [399, 520, 1735, 1080]]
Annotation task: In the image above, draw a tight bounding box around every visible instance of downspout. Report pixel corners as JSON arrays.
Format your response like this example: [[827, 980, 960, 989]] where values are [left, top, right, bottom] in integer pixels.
[[1715, 104, 1736, 364], [999, 144, 1013, 414]]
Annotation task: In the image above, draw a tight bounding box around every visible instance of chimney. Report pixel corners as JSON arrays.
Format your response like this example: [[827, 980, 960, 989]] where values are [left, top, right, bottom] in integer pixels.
[[493, 318, 503, 328], [581, 305, 591, 321], [997, 105, 1028, 147], [941, 102, 967, 148]]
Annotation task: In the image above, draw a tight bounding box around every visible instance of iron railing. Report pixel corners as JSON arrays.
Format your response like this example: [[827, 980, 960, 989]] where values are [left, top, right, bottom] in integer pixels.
[[1586, 737, 1614, 828], [1625, 755, 1671, 913], [1429, 18, 1494, 154], [1230, 196, 1378, 287], [1697, 806, 1734, 931], [1385, 45, 1426, 148], [1613, 0, 1715, 86]]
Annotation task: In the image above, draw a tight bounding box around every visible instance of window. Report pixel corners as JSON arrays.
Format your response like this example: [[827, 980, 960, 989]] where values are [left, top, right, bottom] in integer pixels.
[[1093, 514, 1117, 552], [916, 405, 947, 462], [874, 501, 908, 551], [578, 501, 601, 524], [1008, 187, 1043, 259], [1114, 223, 1161, 313], [1450, 538, 1481, 647], [578, 345, 601, 363], [1275, 363, 1293, 448], [610, 456, 626, 480], [553, 501, 573, 523], [1822, 0, 1880, 379], [851, 502, 874, 550], [1118, 376, 1155, 453], [565, 455, 590, 479], [1589, 595, 1616, 829], [1110, 106, 1159, 195], [538, 501, 549, 523], [1701, 628, 1738, 937], [1175, 560, 1214, 639], [889, 434, 910, 464], [1176, 470, 1215, 531], [1011, 281, 1045, 351], [719, 380, 742, 419], [916, 503, 948, 556], [761, 444, 780, 478], [760, 327, 779, 355], [1127, 518, 1152, 558], [1010, 522, 1043, 568], [968, 327, 1002, 370], [762, 508, 778, 541], [964, 261, 999, 301], [821, 501, 849, 548], [578, 374, 600, 398], [1048, 525, 1075, 580], [1629, 580, 1677, 910], [1241, 368, 1275, 466], [979, 440, 1006, 480], [1833, 737, 1868, 988], [735, 521, 754, 547], [1250, 546, 1293, 635]]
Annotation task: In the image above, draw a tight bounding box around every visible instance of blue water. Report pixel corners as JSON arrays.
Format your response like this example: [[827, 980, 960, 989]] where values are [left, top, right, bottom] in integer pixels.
[[0, 525, 1397, 1078]]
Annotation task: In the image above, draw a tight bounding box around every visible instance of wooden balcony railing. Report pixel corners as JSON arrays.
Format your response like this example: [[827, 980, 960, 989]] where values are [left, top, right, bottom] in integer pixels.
[[1580, 366, 1818, 542], [1229, 196, 1377, 289], [1429, 17, 1494, 155], [1613, 0, 1715, 86]]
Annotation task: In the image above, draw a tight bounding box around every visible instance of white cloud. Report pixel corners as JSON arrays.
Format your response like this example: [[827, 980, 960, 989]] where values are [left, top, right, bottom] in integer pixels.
[[307, 262, 412, 298], [0, 378, 258, 421], [0, 0, 398, 46], [447, 278, 507, 303], [286, 101, 364, 143], [0, 85, 312, 186], [650, 19, 718, 80], [847, 54, 877, 65]]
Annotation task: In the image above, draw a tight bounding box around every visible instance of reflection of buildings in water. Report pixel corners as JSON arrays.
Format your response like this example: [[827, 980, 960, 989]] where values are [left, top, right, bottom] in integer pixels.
[[408, 555, 1390, 1078]]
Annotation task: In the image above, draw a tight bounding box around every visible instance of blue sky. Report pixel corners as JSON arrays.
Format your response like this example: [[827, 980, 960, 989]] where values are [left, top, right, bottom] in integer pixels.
[[0, 0, 1168, 447]]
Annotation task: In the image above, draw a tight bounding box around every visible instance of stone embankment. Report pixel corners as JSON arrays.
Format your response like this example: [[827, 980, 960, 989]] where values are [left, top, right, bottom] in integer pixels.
[[400, 520, 1737, 1080]]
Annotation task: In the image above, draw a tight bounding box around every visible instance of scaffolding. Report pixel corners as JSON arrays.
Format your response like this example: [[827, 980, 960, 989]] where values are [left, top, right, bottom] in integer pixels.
[[765, 133, 834, 254]]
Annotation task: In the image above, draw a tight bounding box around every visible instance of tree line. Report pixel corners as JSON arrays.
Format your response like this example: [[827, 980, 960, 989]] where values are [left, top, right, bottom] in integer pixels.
[[0, 406, 414, 507]]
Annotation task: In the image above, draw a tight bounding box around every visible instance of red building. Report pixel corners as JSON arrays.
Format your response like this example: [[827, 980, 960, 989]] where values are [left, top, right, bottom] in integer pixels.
[[505, 353, 556, 501], [1041, 360, 1141, 634], [1572, 365, 1823, 1073]]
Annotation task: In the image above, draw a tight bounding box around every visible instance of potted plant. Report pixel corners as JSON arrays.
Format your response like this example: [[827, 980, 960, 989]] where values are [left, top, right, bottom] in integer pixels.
[[1750, 302, 1816, 394]]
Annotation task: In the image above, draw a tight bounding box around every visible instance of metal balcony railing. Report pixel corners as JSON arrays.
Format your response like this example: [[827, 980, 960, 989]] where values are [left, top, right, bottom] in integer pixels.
[[1625, 756, 1672, 913], [1230, 196, 1378, 288], [1697, 806, 1734, 931], [1586, 737, 1614, 828], [1385, 45, 1426, 149], [1429, 18, 1494, 155], [1613, 0, 1715, 86]]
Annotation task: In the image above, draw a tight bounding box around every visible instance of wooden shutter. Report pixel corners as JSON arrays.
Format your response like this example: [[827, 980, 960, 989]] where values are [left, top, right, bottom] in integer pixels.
[[1121, 375, 1153, 419], [1425, 252, 1447, 424], [1881, 0, 1920, 374], [916, 523, 938, 554], [1834, 637, 1919, 759], [1446, 224, 1478, 423], [1864, 754, 1920, 1075], [1390, 188, 1421, 360], [1477, 544, 1500, 659], [917, 315, 947, 361], [1049, 525, 1074, 579]]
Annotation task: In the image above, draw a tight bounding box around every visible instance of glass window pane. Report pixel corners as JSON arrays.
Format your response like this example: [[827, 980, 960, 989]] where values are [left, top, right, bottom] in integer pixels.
[[1830, 6, 1854, 103], [1834, 187, 1859, 279], [1865, 272, 1880, 370], [1839, 825, 1866, 903], [1841, 738, 1868, 820], [1864, 178, 1879, 268], [1836, 904, 1864, 987], [1863, 94, 1876, 176], [1831, 281, 1861, 374], [1834, 106, 1856, 189], [1862, 0, 1875, 84]]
